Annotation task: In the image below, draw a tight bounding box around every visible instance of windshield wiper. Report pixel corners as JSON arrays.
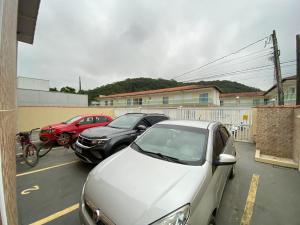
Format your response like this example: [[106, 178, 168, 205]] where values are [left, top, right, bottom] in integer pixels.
[[132, 143, 185, 164], [147, 152, 183, 163]]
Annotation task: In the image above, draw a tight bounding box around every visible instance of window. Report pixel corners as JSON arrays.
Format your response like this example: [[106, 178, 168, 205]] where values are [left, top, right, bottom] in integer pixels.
[[127, 99, 132, 106], [220, 100, 224, 106], [220, 127, 230, 144], [289, 87, 296, 94], [110, 100, 113, 106], [133, 124, 208, 165], [213, 129, 225, 162], [138, 98, 143, 105], [94, 116, 108, 123], [145, 116, 168, 125], [78, 117, 94, 125], [253, 98, 261, 106], [287, 87, 296, 101], [199, 93, 209, 104], [105, 101, 108, 106], [107, 114, 143, 129], [136, 119, 150, 128], [63, 116, 82, 124], [162, 96, 169, 104], [134, 98, 143, 105]]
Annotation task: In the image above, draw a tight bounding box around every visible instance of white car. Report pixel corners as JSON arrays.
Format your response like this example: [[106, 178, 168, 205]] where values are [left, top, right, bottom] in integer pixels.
[[80, 120, 236, 225]]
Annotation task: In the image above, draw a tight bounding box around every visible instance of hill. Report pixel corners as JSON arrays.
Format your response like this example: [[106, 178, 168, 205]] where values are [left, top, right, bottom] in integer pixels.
[[82, 77, 261, 103]]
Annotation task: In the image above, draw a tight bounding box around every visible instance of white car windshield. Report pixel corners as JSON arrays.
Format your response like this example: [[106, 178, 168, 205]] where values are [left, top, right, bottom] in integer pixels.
[[133, 124, 208, 165]]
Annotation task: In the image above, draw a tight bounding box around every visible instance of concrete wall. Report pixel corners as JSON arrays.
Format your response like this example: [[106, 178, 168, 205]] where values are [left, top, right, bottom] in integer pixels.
[[252, 108, 257, 141], [17, 89, 88, 107], [294, 108, 300, 169], [255, 106, 298, 160], [17, 77, 49, 91], [17, 106, 115, 131], [0, 0, 19, 224]]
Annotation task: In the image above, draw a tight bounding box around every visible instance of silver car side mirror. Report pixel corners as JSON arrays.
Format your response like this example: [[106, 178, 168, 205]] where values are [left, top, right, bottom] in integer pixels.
[[215, 154, 236, 166]]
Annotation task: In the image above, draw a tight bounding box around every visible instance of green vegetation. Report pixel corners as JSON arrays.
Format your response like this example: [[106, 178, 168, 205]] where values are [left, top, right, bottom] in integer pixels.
[[80, 77, 260, 103], [60, 86, 76, 94], [50, 78, 260, 103]]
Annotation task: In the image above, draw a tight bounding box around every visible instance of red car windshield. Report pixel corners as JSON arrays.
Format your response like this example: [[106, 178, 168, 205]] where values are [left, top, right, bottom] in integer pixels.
[[62, 116, 82, 124]]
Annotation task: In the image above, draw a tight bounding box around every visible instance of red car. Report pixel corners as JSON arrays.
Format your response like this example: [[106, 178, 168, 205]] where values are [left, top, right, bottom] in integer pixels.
[[39, 114, 113, 142]]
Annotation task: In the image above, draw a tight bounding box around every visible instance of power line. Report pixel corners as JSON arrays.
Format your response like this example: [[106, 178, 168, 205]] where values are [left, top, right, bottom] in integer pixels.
[[177, 52, 273, 81], [170, 35, 271, 80], [182, 60, 296, 83]]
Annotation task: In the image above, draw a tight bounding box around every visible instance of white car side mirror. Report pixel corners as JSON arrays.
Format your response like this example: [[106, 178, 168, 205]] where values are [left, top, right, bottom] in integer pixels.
[[215, 154, 236, 166]]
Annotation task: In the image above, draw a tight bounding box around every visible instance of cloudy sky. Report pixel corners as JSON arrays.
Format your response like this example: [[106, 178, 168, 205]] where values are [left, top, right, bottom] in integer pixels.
[[18, 0, 300, 91]]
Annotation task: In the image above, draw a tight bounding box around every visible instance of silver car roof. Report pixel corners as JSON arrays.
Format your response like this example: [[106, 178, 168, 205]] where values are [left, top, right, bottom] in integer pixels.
[[158, 120, 218, 130]]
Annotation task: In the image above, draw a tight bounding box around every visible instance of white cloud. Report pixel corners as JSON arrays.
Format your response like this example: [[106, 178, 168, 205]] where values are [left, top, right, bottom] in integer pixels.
[[18, 0, 300, 91]]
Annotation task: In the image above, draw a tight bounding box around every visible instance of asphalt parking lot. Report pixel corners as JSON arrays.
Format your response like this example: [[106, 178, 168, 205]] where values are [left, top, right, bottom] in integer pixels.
[[16, 142, 300, 225]]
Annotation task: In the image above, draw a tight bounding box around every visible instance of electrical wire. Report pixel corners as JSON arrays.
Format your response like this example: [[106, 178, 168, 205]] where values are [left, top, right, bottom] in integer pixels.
[[177, 52, 273, 81], [182, 61, 296, 83], [170, 35, 271, 79]]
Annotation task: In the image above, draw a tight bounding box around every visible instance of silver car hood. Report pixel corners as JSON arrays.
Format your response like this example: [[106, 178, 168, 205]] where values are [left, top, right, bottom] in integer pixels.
[[84, 147, 208, 225]]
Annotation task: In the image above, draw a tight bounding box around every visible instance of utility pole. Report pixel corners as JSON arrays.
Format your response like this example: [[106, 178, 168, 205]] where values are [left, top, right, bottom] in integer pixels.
[[272, 30, 284, 105], [79, 76, 82, 92], [296, 35, 300, 105]]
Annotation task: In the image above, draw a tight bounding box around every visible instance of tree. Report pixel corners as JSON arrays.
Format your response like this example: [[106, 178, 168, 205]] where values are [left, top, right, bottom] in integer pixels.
[[60, 86, 76, 94], [49, 87, 58, 92]]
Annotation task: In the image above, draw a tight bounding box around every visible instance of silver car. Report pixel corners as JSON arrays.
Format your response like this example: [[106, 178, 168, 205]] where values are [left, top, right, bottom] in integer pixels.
[[80, 120, 236, 225]]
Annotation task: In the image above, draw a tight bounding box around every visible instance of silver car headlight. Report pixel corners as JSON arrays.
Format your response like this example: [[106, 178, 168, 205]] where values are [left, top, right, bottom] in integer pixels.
[[91, 138, 110, 145], [150, 204, 190, 225]]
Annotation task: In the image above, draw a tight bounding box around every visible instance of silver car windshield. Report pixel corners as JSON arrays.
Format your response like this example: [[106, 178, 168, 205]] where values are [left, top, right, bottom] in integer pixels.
[[107, 114, 142, 129], [133, 124, 208, 165]]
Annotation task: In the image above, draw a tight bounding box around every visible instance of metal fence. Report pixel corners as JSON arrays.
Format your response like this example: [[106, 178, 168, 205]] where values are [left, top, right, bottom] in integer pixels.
[[114, 107, 253, 142]]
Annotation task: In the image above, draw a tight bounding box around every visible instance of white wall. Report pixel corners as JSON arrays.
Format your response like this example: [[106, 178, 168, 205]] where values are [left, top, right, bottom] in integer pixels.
[[17, 89, 88, 107], [98, 88, 220, 106], [17, 77, 49, 91], [265, 79, 296, 105]]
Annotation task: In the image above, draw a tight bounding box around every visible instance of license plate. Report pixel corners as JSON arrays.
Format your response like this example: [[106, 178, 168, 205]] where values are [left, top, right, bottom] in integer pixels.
[[75, 146, 82, 154]]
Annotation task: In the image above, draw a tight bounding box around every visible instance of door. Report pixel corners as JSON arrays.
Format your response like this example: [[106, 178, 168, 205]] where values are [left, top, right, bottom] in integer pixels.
[[93, 116, 110, 128], [76, 116, 94, 133], [212, 127, 227, 205]]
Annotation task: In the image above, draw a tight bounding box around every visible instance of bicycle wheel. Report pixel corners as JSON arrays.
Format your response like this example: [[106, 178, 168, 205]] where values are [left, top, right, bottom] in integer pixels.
[[38, 144, 53, 158], [23, 144, 39, 167]]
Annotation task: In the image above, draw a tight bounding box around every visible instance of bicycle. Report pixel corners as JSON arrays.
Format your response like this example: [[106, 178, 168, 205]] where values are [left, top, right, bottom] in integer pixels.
[[16, 128, 40, 167], [38, 131, 78, 158]]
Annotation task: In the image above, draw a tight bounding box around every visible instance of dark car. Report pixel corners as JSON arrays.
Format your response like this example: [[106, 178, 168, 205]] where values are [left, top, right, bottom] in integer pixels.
[[73, 113, 169, 163]]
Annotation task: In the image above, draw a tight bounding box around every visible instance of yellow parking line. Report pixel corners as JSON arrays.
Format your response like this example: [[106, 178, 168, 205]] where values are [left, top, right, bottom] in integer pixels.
[[16, 160, 79, 177], [240, 174, 260, 225], [29, 203, 79, 225]]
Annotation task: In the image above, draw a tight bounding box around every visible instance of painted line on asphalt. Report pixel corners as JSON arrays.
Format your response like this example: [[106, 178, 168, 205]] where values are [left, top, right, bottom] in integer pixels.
[[240, 174, 260, 225], [16, 160, 79, 177], [29, 203, 79, 225]]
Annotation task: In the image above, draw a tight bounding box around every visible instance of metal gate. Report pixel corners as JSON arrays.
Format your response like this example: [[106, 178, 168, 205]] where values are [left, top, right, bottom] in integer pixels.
[[113, 107, 253, 142]]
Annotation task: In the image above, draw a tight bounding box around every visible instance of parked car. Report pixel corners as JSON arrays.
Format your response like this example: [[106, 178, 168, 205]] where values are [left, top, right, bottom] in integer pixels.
[[39, 114, 112, 142], [74, 113, 169, 163], [79, 120, 236, 225]]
